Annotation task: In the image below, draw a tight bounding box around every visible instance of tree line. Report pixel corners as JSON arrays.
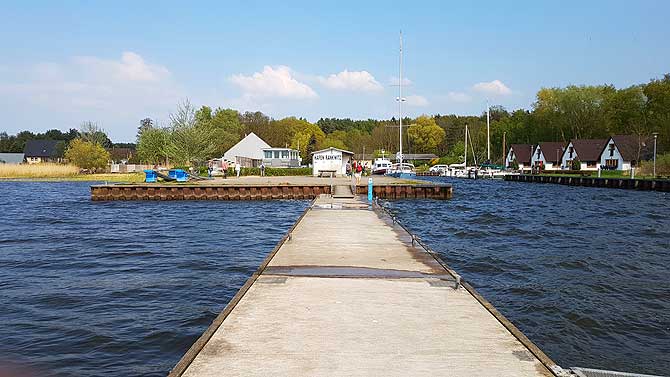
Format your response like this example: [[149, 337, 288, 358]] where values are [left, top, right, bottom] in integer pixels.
[[3, 74, 669, 167]]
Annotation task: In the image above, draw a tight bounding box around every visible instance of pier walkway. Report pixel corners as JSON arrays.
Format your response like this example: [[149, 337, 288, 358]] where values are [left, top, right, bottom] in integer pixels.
[[171, 195, 557, 377]]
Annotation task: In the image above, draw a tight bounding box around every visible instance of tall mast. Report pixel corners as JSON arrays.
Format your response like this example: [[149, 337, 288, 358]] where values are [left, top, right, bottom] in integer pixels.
[[486, 100, 490, 162], [464, 124, 468, 167], [398, 31, 404, 167]]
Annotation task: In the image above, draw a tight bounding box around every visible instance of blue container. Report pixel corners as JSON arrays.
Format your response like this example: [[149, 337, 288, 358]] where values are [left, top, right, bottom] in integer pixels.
[[169, 169, 188, 182], [144, 170, 157, 183]]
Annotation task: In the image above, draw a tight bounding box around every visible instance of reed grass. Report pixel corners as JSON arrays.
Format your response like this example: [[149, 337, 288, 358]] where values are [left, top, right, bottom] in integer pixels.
[[0, 163, 80, 178]]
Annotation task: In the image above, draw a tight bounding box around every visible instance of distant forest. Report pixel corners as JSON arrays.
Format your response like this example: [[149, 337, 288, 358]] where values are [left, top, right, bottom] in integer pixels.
[[2, 74, 669, 166]]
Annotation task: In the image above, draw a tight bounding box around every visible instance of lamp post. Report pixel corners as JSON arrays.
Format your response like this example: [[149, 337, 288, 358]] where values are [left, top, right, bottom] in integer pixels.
[[653, 132, 659, 177]]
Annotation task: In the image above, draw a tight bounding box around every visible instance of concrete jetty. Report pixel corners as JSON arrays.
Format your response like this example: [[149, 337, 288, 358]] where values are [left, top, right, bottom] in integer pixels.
[[169, 194, 559, 377], [90, 176, 452, 201]]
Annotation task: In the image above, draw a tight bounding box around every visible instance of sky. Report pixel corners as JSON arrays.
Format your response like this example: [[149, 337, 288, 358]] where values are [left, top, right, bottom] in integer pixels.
[[1, 1, 668, 142]]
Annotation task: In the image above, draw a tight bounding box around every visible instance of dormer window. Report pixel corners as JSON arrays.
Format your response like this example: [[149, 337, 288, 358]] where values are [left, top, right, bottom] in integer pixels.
[[609, 143, 615, 157]]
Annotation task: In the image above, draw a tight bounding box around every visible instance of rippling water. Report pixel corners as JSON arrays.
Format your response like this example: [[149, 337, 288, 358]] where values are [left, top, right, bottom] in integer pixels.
[[0, 182, 308, 376], [385, 177, 670, 376]]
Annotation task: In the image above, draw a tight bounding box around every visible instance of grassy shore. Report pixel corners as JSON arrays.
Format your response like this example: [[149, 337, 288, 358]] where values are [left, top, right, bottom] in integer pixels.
[[0, 164, 145, 182]]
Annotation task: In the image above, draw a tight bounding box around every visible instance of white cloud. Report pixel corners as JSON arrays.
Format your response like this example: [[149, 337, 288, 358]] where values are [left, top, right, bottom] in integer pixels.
[[446, 91, 472, 103], [0, 51, 181, 140], [389, 76, 412, 86], [318, 70, 383, 92], [405, 95, 429, 107], [472, 79, 512, 96], [230, 65, 317, 99]]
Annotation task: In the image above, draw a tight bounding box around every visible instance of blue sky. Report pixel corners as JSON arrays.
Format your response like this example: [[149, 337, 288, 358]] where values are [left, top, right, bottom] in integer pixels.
[[1, 0, 668, 142]]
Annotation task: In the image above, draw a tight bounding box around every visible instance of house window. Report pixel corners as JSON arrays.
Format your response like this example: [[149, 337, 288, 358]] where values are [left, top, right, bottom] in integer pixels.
[[536, 149, 541, 159], [281, 150, 289, 158], [568, 147, 574, 159], [274, 151, 280, 158], [606, 159, 618, 168], [609, 144, 615, 157], [264, 151, 272, 159], [587, 161, 596, 168]]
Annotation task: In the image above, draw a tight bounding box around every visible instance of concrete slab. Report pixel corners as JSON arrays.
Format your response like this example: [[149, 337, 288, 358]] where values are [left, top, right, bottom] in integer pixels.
[[174, 197, 557, 377]]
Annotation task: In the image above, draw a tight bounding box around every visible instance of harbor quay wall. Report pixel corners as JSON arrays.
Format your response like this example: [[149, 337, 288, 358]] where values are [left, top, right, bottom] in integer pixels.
[[504, 174, 670, 192], [90, 183, 452, 200]]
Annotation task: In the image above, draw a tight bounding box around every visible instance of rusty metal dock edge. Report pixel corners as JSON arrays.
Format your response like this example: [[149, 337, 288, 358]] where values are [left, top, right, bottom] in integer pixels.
[[90, 184, 452, 200], [168, 198, 560, 377]]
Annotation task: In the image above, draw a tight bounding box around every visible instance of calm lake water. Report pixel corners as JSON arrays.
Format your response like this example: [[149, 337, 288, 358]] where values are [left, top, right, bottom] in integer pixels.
[[387, 177, 670, 375], [0, 180, 668, 376]]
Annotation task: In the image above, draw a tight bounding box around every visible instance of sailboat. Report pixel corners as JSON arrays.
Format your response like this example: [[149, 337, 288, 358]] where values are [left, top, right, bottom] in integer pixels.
[[386, 32, 416, 179]]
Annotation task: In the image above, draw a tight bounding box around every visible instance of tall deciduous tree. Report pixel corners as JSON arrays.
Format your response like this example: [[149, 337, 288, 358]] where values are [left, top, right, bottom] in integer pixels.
[[407, 115, 446, 153], [65, 139, 110, 172]]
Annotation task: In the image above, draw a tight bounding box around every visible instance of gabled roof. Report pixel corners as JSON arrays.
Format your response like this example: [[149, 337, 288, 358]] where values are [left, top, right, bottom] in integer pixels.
[[311, 147, 354, 155], [509, 144, 533, 164], [568, 139, 608, 162], [607, 135, 647, 161], [536, 142, 566, 164], [24, 140, 59, 157], [0, 153, 25, 164], [223, 132, 271, 161]]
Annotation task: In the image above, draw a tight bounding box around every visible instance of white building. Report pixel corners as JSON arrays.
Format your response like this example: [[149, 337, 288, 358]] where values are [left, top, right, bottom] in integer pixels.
[[531, 142, 565, 171], [600, 135, 647, 171], [505, 144, 533, 171], [560, 139, 608, 171], [223, 132, 271, 167], [311, 147, 354, 176], [262, 147, 301, 168]]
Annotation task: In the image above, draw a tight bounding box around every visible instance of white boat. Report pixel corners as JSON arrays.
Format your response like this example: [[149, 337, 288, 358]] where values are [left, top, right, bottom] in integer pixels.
[[386, 31, 416, 179], [372, 157, 392, 175], [387, 162, 416, 178]]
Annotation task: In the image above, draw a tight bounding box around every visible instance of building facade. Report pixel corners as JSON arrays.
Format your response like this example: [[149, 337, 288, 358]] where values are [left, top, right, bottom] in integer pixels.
[[311, 147, 354, 176], [506, 144, 533, 171], [223, 132, 271, 167], [24, 140, 60, 164], [560, 139, 608, 171], [531, 142, 565, 171], [262, 148, 301, 168], [599, 135, 648, 171]]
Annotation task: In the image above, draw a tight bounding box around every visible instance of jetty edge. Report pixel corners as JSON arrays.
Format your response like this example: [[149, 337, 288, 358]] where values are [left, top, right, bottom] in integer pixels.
[[504, 174, 670, 192], [168, 194, 562, 377], [89, 175, 452, 200]]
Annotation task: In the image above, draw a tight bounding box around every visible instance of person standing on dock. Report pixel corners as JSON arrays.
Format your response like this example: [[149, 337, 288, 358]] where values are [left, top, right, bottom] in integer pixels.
[[346, 161, 352, 177], [222, 161, 228, 179], [235, 163, 241, 178], [260, 162, 265, 177], [355, 161, 363, 184]]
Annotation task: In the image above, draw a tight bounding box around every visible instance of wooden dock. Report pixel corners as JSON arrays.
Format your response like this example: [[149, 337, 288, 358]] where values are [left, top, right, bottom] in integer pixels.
[[169, 194, 560, 377]]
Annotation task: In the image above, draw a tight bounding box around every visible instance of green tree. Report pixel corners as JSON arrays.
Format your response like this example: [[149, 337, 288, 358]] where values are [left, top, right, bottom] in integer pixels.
[[407, 115, 446, 153], [79, 121, 112, 147], [65, 138, 110, 172], [137, 126, 169, 164]]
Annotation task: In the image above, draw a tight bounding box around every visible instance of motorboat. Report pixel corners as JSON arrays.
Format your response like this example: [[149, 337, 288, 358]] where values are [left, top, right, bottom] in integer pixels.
[[386, 162, 416, 178], [372, 157, 392, 175]]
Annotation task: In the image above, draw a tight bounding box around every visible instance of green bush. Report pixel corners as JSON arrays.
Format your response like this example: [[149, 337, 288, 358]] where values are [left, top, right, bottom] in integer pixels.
[[571, 159, 581, 170], [511, 159, 519, 170]]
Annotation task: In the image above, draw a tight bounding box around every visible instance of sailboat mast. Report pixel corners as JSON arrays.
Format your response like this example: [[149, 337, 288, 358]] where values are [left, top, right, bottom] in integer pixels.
[[464, 124, 468, 168], [398, 31, 403, 167], [486, 100, 490, 162]]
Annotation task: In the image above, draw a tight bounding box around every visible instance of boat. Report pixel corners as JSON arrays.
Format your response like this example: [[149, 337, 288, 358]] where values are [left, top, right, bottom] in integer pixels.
[[372, 156, 392, 175], [386, 32, 416, 179]]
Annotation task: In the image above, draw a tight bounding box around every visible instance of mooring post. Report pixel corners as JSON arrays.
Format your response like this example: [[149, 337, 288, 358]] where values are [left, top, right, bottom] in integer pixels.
[[368, 177, 373, 202]]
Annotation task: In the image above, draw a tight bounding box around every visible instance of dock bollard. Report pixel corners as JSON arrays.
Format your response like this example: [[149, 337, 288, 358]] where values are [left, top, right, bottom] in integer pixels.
[[368, 177, 373, 202]]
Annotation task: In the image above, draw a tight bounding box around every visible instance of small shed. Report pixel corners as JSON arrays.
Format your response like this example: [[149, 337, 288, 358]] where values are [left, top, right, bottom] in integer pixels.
[[311, 147, 354, 176]]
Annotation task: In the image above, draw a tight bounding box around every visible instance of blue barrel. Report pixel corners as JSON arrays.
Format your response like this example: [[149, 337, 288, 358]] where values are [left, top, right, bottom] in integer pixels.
[[144, 170, 157, 183]]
